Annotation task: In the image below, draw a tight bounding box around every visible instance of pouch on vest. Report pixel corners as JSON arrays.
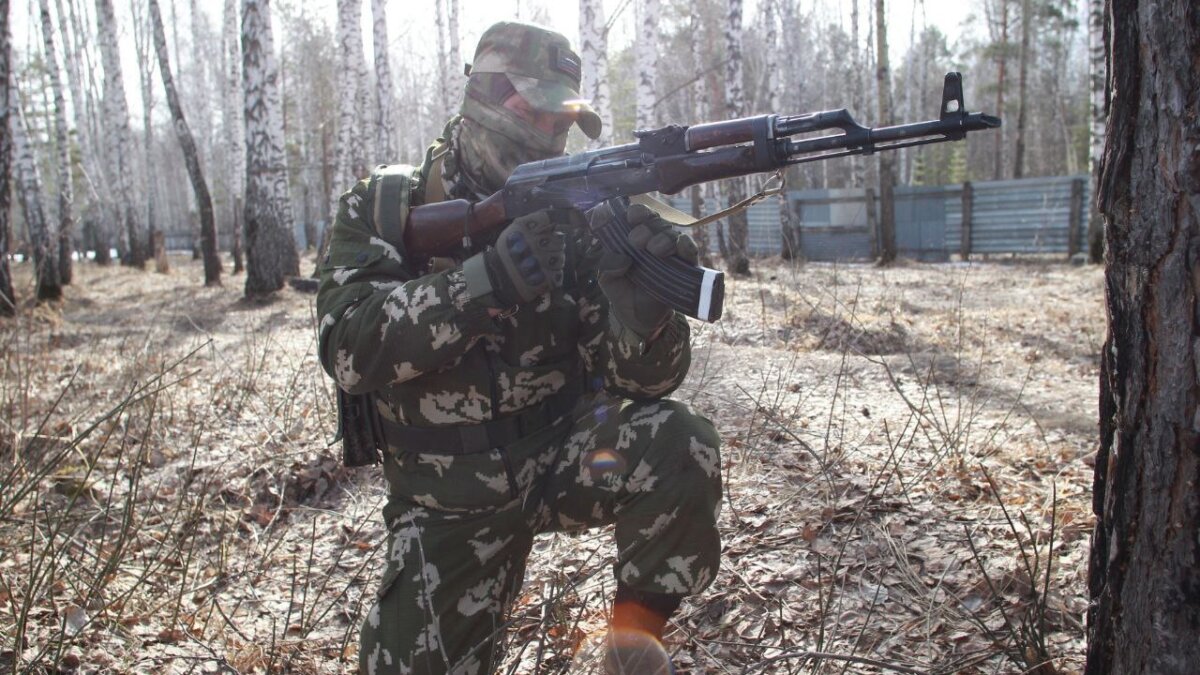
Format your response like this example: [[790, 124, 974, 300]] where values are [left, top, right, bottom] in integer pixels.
[[334, 388, 383, 467]]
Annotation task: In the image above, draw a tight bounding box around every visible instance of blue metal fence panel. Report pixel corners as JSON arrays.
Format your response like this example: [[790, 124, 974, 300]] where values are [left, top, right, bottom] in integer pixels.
[[946, 175, 1089, 255], [894, 185, 951, 261]]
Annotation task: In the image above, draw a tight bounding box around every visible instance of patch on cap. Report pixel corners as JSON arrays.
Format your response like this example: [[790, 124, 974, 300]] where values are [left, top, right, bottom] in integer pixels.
[[550, 46, 582, 83]]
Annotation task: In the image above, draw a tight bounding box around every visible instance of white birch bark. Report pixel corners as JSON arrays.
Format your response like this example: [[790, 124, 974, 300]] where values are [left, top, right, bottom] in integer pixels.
[[579, 0, 611, 146], [371, 0, 396, 160], [10, 77, 61, 299], [447, 0, 463, 107], [38, 0, 73, 283], [241, 0, 298, 295], [329, 0, 363, 220], [132, 0, 165, 271], [722, 0, 749, 274], [95, 0, 145, 266], [634, 0, 658, 130], [0, 0, 15, 313], [435, 0, 449, 119], [223, 0, 245, 270]]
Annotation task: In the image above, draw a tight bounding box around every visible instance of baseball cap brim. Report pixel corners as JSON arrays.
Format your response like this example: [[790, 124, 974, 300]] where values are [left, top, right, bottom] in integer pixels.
[[508, 74, 603, 140]]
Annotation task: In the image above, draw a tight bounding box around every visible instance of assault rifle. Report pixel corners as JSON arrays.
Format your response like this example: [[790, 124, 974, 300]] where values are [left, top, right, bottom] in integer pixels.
[[402, 72, 1000, 323]]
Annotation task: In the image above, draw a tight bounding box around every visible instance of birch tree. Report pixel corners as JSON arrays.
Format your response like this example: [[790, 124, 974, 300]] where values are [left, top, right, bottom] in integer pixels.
[[223, 0, 244, 272], [722, 0, 750, 275], [1087, 0, 1200, 670], [1086, 0, 1106, 263], [579, 0, 612, 147], [371, 0, 396, 160], [95, 0, 144, 267], [10, 81, 62, 300], [38, 0, 73, 285], [687, 11, 712, 267], [447, 0, 463, 107], [874, 0, 897, 264], [242, 0, 298, 295], [328, 0, 364, 220], [0, 0, 14, 315], [131, 0, 167, 272], [435, 0, 449, 119], [635, 0, 658, 130], [151, 0, 220, 285], [56, 0, 106, 263]]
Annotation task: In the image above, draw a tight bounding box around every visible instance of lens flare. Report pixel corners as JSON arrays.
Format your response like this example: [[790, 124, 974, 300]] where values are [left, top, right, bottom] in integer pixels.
[[583, 448, 626, 478]]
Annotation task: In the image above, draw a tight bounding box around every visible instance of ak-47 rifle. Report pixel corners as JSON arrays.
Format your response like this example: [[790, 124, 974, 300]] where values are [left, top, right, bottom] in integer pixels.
[[402, 72, 1000, 323]]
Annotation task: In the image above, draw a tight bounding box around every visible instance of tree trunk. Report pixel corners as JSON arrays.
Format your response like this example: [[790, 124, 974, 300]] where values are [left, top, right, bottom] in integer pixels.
[[635, 0, 658, 131], [874, 0, 897, 265], [1012, 0, 1032, 178], [1086, 0, 1107, 263], [1086, 0, 1200, 672], [371, 0, 396, 161], [0, 0, 14, 315], [579, 0, 612, 148], [38, 0, 74, 286], [223, 0, 245, 273], [435, 0, 449, 120], [447, 0, 462, 110], [329, 0, 364, 221], [150, 0, 220, 285], [992, 0, 1009, 181], [95, 0, 145, 268], [686, 12, 711, 268], [722, 0, 750, 276], [10, 82, 62, 301], [241, 0, 298, 296]]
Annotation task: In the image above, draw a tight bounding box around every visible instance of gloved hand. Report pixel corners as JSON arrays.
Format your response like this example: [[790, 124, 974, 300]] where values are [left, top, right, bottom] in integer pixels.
[[482, 210, 566, 305], [595, 203, 699, 340]]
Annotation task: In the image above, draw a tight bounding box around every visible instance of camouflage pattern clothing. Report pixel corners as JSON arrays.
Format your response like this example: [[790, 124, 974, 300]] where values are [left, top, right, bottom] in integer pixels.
[[316, 21, 721, 675]]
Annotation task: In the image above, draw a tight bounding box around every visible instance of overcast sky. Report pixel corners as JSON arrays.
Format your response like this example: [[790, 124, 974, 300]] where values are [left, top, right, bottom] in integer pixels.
[[10, 0, 983, 126]]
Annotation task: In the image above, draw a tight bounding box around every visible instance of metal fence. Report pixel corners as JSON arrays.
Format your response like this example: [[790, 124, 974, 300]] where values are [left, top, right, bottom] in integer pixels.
[[672, 174, 1090, 262], [164, 175, 1089, 262]]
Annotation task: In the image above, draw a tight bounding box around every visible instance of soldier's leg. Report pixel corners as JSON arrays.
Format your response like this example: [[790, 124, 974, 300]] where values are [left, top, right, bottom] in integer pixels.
[[360, 452, 534, 675], [532, 394, 723, 634]]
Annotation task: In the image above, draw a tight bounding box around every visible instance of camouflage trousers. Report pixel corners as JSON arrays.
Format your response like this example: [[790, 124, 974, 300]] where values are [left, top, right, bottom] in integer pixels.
[[359, 392, 723, 675]]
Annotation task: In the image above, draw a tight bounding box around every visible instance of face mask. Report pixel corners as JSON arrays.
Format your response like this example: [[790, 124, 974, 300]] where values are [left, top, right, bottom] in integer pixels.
[[458, 100, 568, 192]]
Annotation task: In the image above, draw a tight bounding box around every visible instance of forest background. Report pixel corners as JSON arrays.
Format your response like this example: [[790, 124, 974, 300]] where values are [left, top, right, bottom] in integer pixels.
[[4, 0, 1097, 286], [0, 0, 1114, 673]]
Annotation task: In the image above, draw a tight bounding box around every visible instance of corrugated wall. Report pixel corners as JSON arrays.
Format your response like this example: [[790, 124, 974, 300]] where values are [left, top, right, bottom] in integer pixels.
[[672, 174, 1089, 261]]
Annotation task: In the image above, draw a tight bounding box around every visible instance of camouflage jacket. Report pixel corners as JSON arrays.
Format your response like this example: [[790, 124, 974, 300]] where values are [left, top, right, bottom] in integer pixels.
[[315, 139, 693, 431]]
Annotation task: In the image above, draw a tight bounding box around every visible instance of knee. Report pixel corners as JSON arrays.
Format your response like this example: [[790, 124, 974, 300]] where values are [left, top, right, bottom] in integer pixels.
[[625, 399, 722, 500]]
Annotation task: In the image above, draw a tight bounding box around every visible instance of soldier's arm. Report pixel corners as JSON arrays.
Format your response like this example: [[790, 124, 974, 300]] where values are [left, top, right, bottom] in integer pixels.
[[575, 234, 692, 400], [316, 178, 499, 395]]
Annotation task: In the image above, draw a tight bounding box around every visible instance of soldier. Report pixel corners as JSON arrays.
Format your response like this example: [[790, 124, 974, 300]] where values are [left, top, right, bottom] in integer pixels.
[[317, 21, 722, 675]]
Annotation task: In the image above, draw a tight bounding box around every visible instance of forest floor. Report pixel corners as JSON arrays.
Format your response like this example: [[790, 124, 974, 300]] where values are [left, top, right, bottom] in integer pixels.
[[0, 253, 1103, 674]]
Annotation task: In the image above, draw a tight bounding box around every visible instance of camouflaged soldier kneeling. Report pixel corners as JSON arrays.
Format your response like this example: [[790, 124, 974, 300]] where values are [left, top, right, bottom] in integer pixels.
[[317, 21, 722, 675]]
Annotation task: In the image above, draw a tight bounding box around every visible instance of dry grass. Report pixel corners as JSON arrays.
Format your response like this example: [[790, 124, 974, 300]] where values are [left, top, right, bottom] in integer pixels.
[[0, 253, 1102, 674]]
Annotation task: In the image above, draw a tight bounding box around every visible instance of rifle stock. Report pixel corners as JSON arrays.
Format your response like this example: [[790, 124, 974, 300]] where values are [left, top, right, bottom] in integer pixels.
[[400, 72, 1000, 323]]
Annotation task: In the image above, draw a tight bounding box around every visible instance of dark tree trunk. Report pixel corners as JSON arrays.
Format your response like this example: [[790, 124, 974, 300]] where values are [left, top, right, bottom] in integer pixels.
[[0, 0, 14, 316], [874, 0, 897, 265], [1086, 0, 1200, 673], [149, 0, 220, 285], [1012, 0, 1032, 179]]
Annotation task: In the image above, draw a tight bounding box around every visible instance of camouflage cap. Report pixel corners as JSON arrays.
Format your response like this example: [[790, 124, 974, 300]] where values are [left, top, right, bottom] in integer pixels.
[[466, 21, 603, 140]]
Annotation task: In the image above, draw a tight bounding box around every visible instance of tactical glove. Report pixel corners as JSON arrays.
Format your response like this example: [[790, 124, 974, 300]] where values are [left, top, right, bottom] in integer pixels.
[[595, 203, 699, 340], [464, 210, 566, 306]]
